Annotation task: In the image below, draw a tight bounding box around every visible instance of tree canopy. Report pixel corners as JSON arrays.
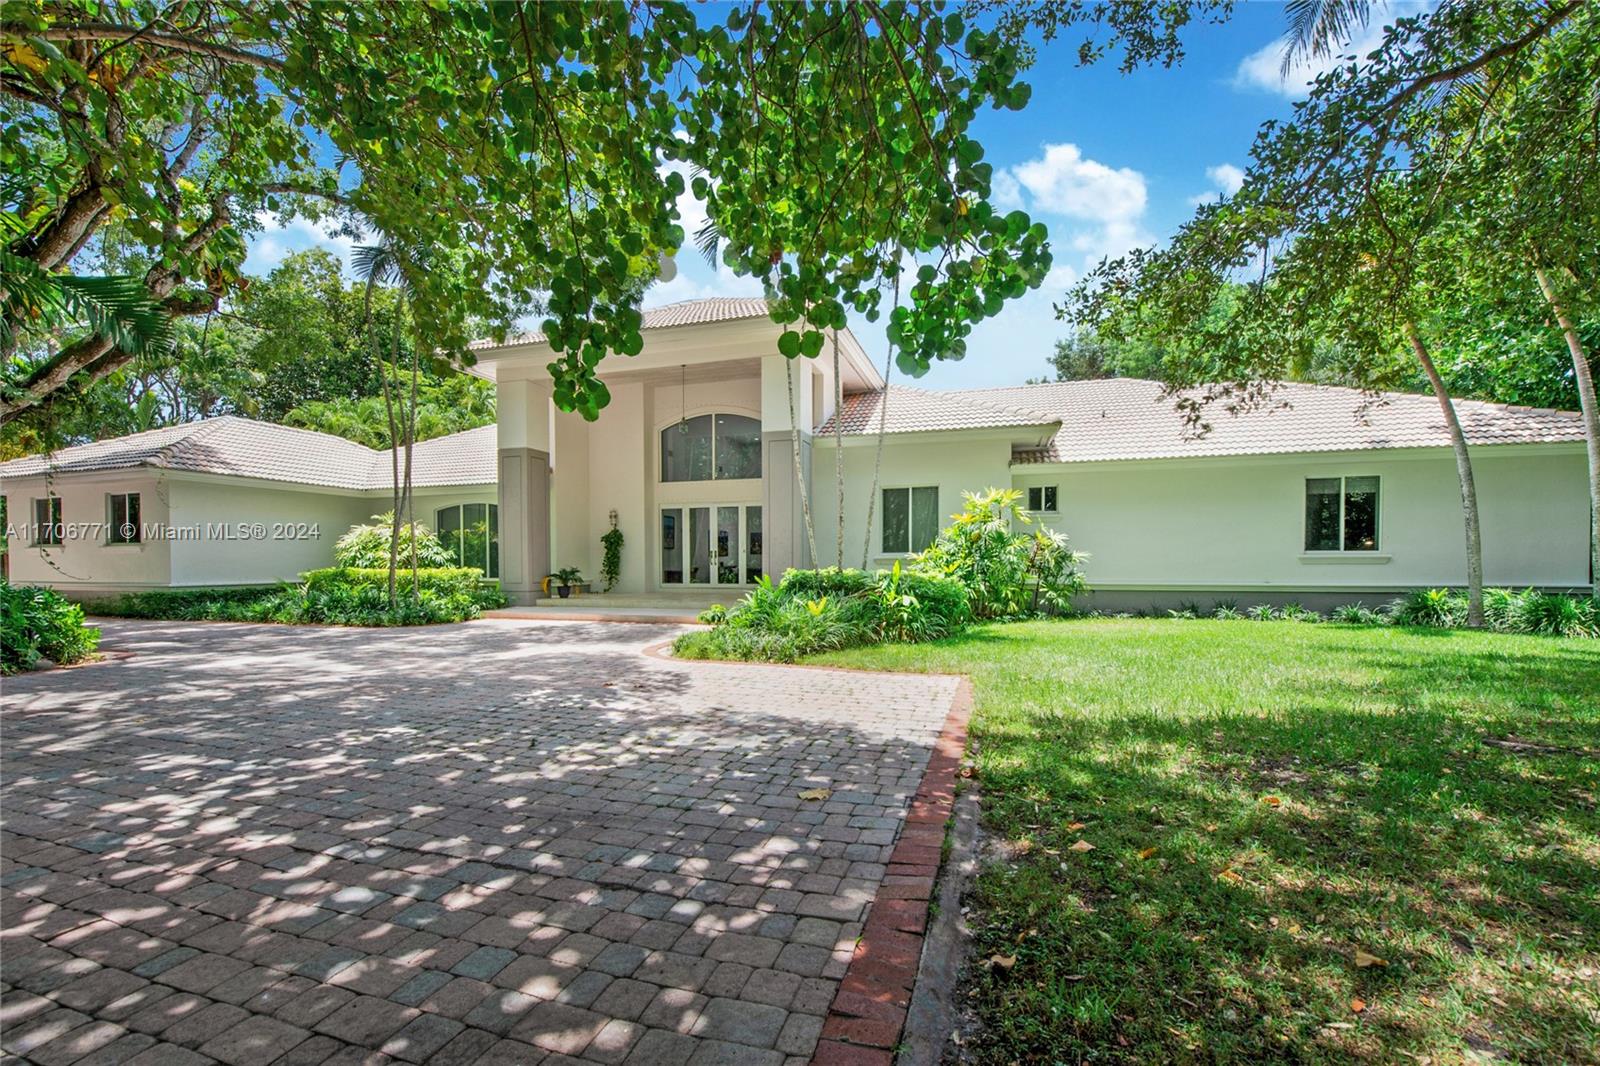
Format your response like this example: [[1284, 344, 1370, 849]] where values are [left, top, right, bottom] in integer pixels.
[[1, 0, 1239, 426]]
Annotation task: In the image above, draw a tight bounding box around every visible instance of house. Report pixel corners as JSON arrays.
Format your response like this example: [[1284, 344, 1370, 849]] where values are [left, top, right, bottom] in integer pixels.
[[471, 298, 1589, 610], [2, 297, 1590, 609], [0, 419, 497, 598]]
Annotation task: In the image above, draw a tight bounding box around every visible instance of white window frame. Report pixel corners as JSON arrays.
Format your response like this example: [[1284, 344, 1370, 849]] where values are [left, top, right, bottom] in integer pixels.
[[106, 492, 142, 544], [1303, 475, 1381, 553], [32, 495, 62, 546], [880, 485, 940, 556], [1027, 485, 1058, 513]]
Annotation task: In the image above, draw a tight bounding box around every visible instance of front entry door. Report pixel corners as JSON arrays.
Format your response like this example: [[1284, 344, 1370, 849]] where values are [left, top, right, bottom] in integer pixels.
[[661, 505, 761, 586]]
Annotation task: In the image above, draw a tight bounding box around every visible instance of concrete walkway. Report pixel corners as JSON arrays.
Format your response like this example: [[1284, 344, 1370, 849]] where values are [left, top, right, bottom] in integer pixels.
[[1, 619, 957, 1066]]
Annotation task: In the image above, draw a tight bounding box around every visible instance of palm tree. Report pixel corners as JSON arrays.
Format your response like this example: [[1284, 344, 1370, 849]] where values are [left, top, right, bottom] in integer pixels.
[[351, 237, 423, 608], [1, 247, 177, 404]]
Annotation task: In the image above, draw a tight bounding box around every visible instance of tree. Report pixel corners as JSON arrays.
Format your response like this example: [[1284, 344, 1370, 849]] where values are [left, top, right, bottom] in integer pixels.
[[2, 1, 1112, 426], [1069, 0, 1595, 610], [283, 375, 494, 449], [1039, 328, 1165, 382]]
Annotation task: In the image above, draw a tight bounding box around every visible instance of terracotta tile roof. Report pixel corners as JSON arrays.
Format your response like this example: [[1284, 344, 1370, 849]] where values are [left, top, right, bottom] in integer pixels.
[[0, 417, 497, 490], [820, 378, 1585, 462], [469, 297, 774, 351], [816, 385, 1058, 436]]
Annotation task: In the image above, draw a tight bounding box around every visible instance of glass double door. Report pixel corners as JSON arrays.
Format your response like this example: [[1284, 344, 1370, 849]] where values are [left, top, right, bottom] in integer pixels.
[[661, 504, 762, 586]]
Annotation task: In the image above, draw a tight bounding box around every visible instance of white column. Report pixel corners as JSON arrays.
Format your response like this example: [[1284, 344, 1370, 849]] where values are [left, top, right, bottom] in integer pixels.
[[497, 378, 553, 604]]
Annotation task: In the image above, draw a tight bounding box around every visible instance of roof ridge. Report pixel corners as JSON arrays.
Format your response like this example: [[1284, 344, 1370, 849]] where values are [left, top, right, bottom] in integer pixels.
[[873, 382, 1058, 424], [151, 416, 241, 469], [955, 377, 1584, 420]]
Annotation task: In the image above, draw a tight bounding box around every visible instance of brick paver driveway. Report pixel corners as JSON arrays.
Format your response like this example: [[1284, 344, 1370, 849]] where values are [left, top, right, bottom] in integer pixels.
[[2, 619, 958, 1066]]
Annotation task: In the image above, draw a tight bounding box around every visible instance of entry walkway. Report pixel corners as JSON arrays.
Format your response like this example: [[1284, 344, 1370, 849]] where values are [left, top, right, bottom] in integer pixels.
[[1, 618, 957, 1066]]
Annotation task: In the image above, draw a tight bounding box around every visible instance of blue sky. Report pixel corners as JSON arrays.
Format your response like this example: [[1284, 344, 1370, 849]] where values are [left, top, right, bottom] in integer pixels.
[[244, 3, 1408, 391]]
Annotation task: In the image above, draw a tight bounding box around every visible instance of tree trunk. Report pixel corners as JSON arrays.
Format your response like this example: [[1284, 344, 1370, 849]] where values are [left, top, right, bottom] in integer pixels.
[[404, 294, 419, 605], [369, 281, 401, 609], [1405, 319, 1484, 626], [1534, 264, 1600, 598], [861, 267, 900, 568], [785, 354, 818, 569], [833, 330, 844, 568]]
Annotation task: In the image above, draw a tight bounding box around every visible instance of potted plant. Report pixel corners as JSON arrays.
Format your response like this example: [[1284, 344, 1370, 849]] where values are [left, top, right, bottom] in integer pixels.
[[553, 567, 584, 599]]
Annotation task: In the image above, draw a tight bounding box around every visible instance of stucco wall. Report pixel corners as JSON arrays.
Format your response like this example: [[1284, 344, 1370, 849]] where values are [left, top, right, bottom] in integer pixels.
[[2, 472, 174, 593], [166, 478, 370, 586], [811, 434, 1018, 572], [1011, 445, 1589, 598], [807, 438, 1588, 604]]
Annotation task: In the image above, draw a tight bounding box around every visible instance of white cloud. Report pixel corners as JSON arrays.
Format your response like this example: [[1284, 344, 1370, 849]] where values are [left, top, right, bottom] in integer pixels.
[[1232, 3, 1431, 99], [244, 212, 360, 277], [1207, 163, 1245, 197], [1012, 143, 1146, 224], [997, 143, 1153, 273], [990, 169, 1023, 211], [1189, 162, 1246, 205]]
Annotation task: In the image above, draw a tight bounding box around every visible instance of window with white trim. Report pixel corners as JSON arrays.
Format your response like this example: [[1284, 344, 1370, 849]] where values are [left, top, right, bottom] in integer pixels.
[[882, 486, 940, 555], [107, 492, 141, 544], [1027, 485, 1058, 513], [33, 496, 62, 546], [436, 503, 500, 577], [1305, 476, 1379, 551]]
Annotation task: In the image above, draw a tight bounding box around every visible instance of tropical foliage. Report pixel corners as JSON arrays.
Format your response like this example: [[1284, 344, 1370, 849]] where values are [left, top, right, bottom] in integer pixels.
[[678, 487, 1090, 662], [97, 567, 504, 627], [916, 488, 1087, 618], [0, 582, 99, 673], [1160, 588, 1597, 639], [0, 1, 1228, 426], [674, 565, 971, 664], [333, 515, 454, 570]]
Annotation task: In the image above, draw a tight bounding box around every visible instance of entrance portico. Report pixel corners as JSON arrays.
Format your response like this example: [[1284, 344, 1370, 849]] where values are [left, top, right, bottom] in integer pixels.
[[465, 298, 883, 606]]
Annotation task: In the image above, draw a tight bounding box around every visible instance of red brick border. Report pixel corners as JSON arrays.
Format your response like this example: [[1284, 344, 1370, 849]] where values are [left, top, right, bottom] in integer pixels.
[[810, 677, 974, 1066]]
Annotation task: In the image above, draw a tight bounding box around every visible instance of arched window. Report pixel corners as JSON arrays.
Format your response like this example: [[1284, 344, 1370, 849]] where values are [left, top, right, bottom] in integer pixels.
[[661, 414, 761, 482], [436, 503, 499, 578]]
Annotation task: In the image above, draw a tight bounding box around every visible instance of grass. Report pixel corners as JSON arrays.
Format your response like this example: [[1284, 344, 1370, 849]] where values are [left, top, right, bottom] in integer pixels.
[[812, 619, 1600, 1064]]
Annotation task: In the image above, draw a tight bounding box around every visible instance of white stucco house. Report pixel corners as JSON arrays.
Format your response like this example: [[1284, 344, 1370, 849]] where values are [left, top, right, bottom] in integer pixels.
[[2, 297, 1590, 609], [0, 419, 497, 598]]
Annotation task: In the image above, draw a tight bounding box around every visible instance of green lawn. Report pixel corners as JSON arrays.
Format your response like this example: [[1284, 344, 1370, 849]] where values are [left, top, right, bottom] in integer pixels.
[[813, 619, 1600, 1064]]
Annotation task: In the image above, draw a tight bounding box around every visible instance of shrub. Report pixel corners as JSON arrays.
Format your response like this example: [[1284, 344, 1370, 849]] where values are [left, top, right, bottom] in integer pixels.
[[334, 513, 454, 569], [1386, 587, 1468, 628], [675, 576, 868, 663], [1331, 603, 1386, 626], [1510, 590, 1599, 638], [97, 568, 503, 628], [1278, 602, 1322, 623], [98, 585, 286, 620], [1483, 587, 1519, 631], [1212, 604, 1244, 620], [914, 488, 1087, 619], [302, 566, 500, 605], [1246, 604, 1276, 621], [781, 566, 971, 634], [676, 564, 973, 663], [2, 583, 100, 673]]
